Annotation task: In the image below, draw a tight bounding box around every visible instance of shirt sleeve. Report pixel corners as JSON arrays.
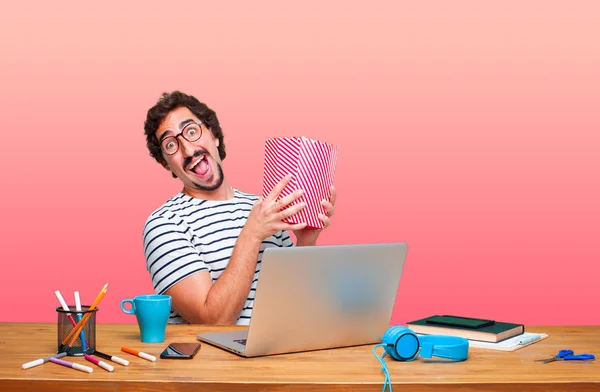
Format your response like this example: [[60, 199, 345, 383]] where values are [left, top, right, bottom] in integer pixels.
[[279, 229, 294, 247], [143, 213, 208, 294]]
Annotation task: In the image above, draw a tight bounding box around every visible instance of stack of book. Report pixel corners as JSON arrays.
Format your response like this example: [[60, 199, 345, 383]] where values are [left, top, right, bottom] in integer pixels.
[[406, 315, 524, 343]]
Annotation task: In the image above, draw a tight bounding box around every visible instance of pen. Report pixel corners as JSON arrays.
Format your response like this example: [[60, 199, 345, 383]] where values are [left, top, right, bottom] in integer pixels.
[[121, 346, 156, 362], [84, 354, 114, 372], [49, 357, 94, 373], [22, 352, 67, 370], [518, 334, 542, 345], [93, 350, 129, 366]]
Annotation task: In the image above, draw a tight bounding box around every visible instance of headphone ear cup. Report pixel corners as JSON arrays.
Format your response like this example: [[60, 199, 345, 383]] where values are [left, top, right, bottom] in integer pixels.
[[382, 326, 420, 361], [382, 326, 402, 358]]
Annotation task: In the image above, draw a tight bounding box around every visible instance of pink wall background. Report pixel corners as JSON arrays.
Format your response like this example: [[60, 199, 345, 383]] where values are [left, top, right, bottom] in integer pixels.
[[1, 2, 598, 325]]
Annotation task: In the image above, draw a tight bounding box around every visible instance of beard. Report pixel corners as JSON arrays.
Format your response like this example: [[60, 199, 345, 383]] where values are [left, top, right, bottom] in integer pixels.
[[181, 149, 225, 192], [191, 161, 224, 191]]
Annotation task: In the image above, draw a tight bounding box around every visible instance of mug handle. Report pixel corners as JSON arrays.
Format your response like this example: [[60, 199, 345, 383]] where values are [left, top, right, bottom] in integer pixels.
[[121, 299, 135, 314]]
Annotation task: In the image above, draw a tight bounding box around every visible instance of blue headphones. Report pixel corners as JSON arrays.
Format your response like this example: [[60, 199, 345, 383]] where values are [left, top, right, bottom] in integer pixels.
[[382, 325, 469, 361], [373, 326, 469, 391]]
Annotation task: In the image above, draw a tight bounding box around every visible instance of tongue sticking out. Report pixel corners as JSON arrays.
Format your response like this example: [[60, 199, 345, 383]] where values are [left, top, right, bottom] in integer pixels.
[[193, 158, 210, 176]]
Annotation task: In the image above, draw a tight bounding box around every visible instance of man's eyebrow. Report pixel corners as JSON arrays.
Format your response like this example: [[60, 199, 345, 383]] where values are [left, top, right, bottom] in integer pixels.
[[158, 119, 196, 142], [179, 119, 195, 129], [159, 130, 173, 142]]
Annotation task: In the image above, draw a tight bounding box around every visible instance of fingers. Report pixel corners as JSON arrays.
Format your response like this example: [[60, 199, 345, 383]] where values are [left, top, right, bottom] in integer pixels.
[[274, 189, 304, 211], [278, 201, 306, 221], [328, 185, 337, 206], [265, 174, 293, 203], [321, 200, 334, 218], [318, 214, 332, 228], [286, 222, 307, 231]]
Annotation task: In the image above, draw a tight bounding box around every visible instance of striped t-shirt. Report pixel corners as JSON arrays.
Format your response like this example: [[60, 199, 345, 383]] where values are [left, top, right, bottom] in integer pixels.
[[142, 189, 294, 325]]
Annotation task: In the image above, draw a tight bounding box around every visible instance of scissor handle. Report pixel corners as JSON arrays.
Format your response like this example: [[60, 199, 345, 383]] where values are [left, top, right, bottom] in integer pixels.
[[557, 349, 575, 358], [563, 354, 595, 361]]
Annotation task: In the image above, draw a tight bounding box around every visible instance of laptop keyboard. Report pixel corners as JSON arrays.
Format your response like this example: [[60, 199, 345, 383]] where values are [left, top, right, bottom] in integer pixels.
[[234, 339, 247, 346]]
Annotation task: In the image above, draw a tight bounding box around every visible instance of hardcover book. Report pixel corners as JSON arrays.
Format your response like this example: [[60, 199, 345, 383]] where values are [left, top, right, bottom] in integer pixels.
[[407, 316, 524, 343]]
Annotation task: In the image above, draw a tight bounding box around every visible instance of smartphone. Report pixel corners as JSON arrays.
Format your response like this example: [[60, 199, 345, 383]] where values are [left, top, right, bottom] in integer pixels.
[[425, 315, 495, 329], [160, 342, 201, 359]]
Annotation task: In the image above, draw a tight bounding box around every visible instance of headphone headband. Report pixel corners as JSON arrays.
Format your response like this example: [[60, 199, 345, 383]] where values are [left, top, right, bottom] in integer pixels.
[[419, 335, 469, 361]]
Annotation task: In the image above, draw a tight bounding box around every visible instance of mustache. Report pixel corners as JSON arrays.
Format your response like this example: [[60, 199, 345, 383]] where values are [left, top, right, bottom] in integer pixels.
[[183, 149, 209, 169]]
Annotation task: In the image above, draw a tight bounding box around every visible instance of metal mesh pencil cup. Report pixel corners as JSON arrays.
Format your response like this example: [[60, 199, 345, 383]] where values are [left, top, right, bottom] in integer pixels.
[[56, 306, 97, 356]]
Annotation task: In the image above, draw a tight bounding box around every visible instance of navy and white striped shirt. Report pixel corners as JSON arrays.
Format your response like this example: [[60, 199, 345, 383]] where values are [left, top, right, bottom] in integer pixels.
[[143, 189, 294, 324]]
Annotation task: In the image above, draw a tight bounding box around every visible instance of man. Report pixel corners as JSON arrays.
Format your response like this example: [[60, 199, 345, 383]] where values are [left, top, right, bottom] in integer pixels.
[[142, 91, 336, 325]]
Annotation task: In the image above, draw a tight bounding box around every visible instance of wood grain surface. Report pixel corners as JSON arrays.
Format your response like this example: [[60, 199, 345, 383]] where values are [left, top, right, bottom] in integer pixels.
[[0, 323, 598, 391]]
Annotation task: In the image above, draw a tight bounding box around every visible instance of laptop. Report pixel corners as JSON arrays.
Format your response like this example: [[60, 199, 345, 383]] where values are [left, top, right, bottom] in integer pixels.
[[196, 242, 408, 357]]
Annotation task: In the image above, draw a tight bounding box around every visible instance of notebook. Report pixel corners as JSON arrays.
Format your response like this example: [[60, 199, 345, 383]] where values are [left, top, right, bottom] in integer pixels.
[[466, 332, 549, 351]]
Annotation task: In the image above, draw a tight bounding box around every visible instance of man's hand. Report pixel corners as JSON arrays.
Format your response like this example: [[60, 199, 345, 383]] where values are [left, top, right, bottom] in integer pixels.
[[166, 175, 308, 325], [244, 174, 308, 242], [293, 185, 336, 246]]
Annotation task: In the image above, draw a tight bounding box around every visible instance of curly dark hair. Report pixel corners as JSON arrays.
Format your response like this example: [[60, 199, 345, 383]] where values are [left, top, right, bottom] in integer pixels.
[[144, 91, 226, 176]]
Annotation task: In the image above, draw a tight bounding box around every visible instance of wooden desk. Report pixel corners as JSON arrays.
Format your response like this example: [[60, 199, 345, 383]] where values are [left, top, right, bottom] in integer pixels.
[[0, 323, 598, 391]]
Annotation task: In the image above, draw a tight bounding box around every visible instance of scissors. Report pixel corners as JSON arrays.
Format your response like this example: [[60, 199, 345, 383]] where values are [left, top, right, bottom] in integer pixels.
[[536, 349, 595, 363]]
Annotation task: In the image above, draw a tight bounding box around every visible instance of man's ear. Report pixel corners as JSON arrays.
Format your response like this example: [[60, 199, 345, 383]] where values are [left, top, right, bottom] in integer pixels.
[[207, 128, 219, 147], [161, 161, 178, 178], [161, 161, 172, 172]]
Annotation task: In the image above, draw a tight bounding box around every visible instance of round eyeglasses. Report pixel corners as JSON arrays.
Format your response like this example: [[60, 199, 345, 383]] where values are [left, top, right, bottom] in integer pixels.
[[160, 122, 203, 155]]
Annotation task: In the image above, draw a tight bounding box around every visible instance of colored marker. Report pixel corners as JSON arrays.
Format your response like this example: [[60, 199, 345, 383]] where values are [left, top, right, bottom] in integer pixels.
[[55, 290, 78, 328], [93, 350, 129, 366], [84, 354, 114, 372], [74, 291, 88, 352], [22, 352, 67, 370], [121, 346, 156, 362], [49, 357, 93, 373]]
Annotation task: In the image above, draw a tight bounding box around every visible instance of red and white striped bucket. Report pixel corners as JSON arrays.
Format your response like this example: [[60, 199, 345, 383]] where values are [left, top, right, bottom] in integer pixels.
[[262, 136, 339, 229]]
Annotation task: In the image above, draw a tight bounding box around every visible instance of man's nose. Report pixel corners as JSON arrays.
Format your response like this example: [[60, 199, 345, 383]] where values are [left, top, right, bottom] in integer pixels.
[[178, 135, 196, 157]]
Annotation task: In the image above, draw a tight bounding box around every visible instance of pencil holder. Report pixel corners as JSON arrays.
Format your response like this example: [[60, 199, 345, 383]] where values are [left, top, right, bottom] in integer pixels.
[[56, 306, 97, 356]]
